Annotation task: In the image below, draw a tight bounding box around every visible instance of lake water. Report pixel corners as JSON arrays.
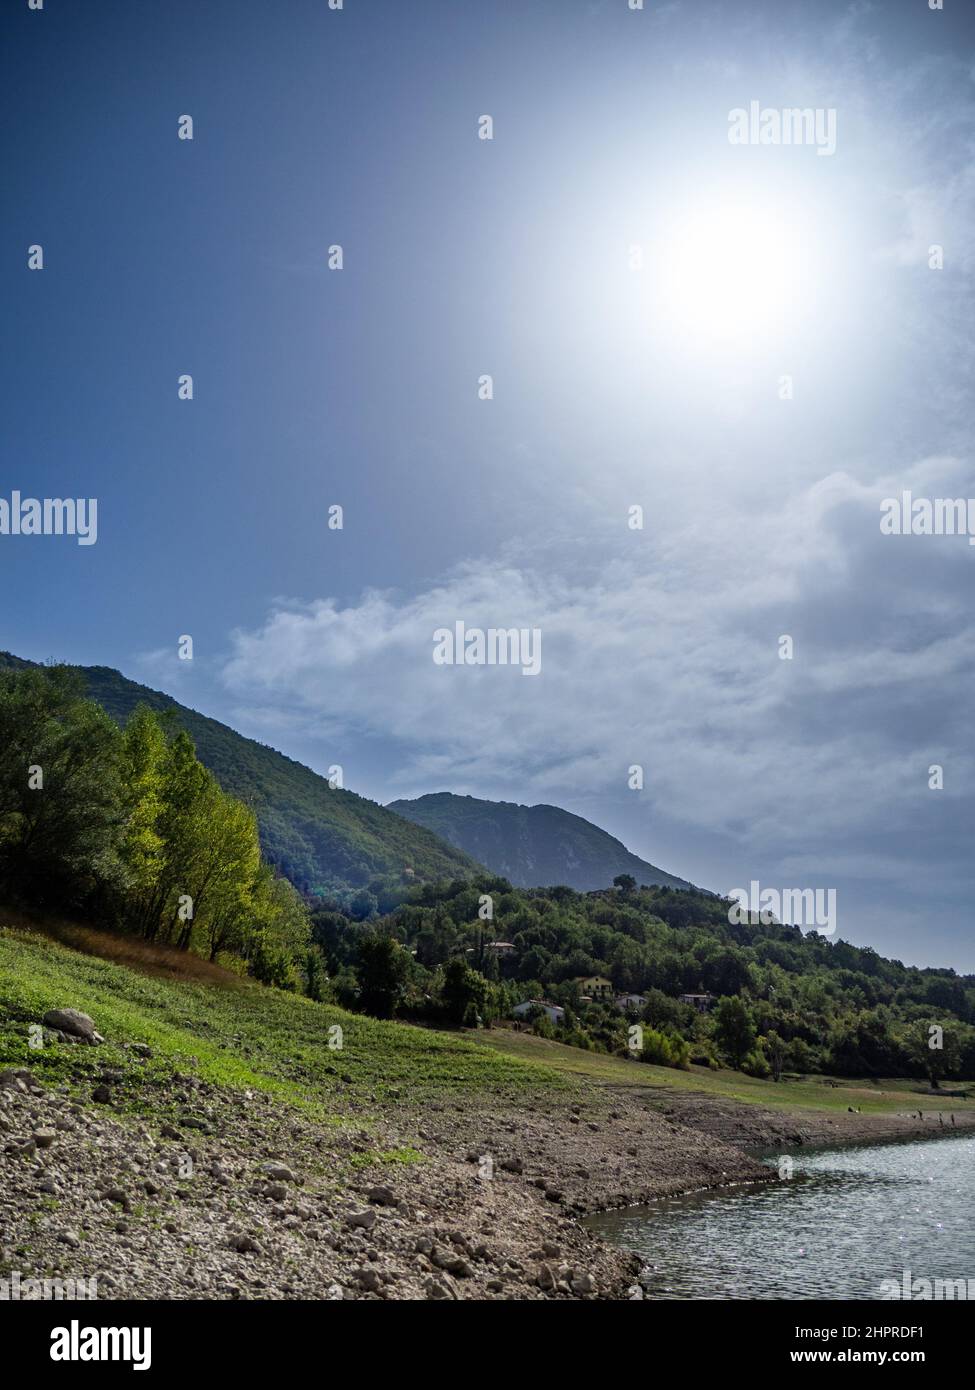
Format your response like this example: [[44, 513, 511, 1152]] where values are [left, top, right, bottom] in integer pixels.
[[586, 1133, 975, 1299]]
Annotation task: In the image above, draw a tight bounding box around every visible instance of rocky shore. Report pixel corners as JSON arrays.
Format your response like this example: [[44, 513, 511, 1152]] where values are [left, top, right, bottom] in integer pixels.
[[3, 1036, 973, 1301]]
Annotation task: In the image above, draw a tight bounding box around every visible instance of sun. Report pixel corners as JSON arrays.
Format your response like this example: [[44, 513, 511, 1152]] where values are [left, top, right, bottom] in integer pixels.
[[653, 200, 811, 347]]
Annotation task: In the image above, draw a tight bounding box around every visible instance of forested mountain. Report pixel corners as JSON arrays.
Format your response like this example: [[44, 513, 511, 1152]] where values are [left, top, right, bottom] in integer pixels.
[[388, 792, 695, 893], [0, 653, 481, 900], [3, 658, 974, 1083]]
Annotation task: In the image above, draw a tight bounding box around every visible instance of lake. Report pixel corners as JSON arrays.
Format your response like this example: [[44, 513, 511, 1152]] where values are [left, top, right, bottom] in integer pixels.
[[586, 1133, 975, 1299]]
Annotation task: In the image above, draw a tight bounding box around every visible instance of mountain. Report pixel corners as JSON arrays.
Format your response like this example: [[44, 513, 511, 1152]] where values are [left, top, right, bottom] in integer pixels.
[[387, 792, 697, 893], [0, 653, 482, 897]]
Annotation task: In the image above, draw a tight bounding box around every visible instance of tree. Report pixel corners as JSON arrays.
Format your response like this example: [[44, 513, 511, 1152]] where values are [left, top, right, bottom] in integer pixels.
[[0, 666, 123, 909], [904, 1019, 961, 1088], [356, 933, 410, 1017], [439, 957, 487, 1026], [118, 705, 167, 907], [763, 1029, 787, 1082], [613, 873, 637, 896], [713, 996, 756, 1069]]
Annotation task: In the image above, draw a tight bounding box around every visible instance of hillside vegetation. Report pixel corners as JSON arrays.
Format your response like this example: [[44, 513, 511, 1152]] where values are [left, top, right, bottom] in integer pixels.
[[314, 875, 975, 1084], [0, 921, 559, 1117], [389, 792, 694, 892], [0, 653, 482, 900]]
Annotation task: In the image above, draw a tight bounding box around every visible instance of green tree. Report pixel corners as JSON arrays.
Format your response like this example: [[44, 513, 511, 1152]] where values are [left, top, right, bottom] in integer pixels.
[[439, 956, 488, 1026], [713, 995, 756, 1069], [356, 933, 410, 1017], [118, 705, 167, 908], [0, 666, 123, 908]]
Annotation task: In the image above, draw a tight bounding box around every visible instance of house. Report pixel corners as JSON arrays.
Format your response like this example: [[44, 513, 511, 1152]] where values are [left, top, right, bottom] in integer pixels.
[[615, 993, 647, 1012], [486, 941, 516, 955], [679, 992, 716, 1013], [573, 975, 613, 1001], [512, 999, 565, 1025]]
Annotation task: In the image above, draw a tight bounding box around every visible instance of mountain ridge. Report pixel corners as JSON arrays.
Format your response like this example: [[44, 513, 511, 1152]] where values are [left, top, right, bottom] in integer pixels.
[[387, 791, 698, 893]]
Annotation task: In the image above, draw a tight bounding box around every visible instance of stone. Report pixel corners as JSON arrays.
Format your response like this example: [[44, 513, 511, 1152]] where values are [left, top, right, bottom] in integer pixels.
[[261, 1163, 295, 1182], [42, 1009, 104, 1044], [366, 1185, 398, 1206], [229, 1233, 261, 1254], [423, 1275, 457, 1300]]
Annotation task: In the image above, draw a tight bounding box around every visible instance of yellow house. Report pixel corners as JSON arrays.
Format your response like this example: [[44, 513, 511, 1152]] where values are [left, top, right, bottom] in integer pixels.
[[574, 975, 613, 1000]]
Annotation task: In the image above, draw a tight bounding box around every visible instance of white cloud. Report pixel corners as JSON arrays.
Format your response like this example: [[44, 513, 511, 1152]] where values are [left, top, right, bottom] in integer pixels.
[[221, 459, 974, 865]]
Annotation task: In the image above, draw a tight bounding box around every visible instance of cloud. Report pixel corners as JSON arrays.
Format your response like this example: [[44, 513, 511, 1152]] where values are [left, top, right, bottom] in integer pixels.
[[221, 458, 974, 872]]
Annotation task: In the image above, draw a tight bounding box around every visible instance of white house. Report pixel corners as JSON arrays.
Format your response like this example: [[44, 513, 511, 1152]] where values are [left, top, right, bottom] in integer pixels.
[[615, 993, 647, 1011], [513, 999, 565, 1025]]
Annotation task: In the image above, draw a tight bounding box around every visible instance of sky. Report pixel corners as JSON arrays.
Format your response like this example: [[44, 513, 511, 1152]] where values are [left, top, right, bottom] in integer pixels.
[[2, 0, 973, 970]]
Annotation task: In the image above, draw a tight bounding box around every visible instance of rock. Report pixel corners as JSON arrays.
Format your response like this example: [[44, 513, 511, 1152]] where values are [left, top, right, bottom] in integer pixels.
[[229, 1234, 261, 1254], [536, 1263, 556, 1291], [424, 1275, 458, 1300], [42, 1009, 104, 1044], [345, 1208, 376, 1231], [0, 1068, 33, 1089], [57, 1229, 81, 1249], [571, 1273, 596, 1295], [33, 1128, 56, 1149], [264, 1184, 288, 1202], [261, 1163, 295, 1182], [366, 1186, 398, 1206], [356, 1268, 382, 1293]]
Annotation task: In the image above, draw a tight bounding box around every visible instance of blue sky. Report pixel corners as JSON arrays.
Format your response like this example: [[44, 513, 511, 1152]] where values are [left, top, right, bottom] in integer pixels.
[[3, 0, 974, 969]]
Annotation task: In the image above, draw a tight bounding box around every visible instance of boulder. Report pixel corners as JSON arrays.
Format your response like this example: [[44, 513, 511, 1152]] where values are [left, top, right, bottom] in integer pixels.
[[42, 1009, 104, 1044]]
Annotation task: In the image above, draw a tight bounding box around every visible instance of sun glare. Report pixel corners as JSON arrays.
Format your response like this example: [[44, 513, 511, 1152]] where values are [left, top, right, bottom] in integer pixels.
[[654, 201, 811, 347]]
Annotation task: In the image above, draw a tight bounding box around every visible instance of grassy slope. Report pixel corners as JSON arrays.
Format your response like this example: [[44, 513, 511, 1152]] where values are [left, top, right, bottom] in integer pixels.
[[5, 921, 969, 1132], [478, 1029, 975, 1116], [0, 652, 483, 894], [0, 924, 563, 1130]]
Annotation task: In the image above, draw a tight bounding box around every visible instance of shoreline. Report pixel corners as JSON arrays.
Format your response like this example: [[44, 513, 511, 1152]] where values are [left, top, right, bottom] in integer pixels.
[[3, 1062, 974, 1301]]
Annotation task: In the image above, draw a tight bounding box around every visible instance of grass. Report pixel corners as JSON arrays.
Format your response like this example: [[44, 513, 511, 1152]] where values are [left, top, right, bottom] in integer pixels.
[[477, 1028, 975, 1116], [0, 921, 564, 1127], [4, 914, 968, 1135]]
